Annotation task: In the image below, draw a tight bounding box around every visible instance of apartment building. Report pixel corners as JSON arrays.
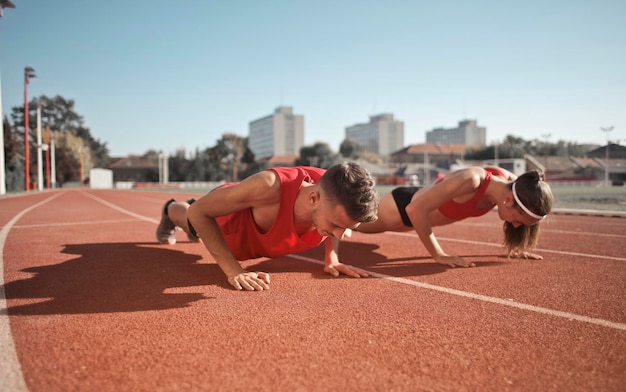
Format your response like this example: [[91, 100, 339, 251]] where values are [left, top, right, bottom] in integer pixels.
[[249, 106, 304, 159], [426, 119, 486, 146], [345, 113, 405, 156]]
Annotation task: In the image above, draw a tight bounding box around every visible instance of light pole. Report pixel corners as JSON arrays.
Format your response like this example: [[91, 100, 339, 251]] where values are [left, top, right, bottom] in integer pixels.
[[45, 124, 50, 189], [50, 133, 56, 189], [493, 139, 499, 167], [36, 99, 43, 191], [1, 1, 17, 195], [24, 66, 36, 190], [541, 133, 551, 179], [601, 126, 614, 187]]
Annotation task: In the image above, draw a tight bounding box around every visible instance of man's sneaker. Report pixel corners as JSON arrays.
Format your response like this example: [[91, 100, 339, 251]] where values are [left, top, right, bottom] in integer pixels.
[[156, 199, 177, 245], [185, 198, 201, 243]]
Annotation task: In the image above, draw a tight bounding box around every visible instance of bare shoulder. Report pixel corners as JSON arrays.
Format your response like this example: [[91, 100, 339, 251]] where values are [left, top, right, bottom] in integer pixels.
[[442, 167, 484, 190], [229, 170, 281, 204], [483, 165, 517, 181], [196, 170, 281, 215]]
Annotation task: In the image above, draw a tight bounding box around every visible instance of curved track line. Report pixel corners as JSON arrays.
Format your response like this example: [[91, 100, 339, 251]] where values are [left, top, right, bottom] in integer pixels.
[[1, 193, 62, 392], [288, 254, 626, 331], [81, 192, 158, 224], [458, 222, 626, 239]]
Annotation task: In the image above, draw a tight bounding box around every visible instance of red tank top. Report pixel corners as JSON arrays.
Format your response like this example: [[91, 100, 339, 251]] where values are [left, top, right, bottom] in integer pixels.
[[436, 167, 507, 220], [215, 166, 326, 260]]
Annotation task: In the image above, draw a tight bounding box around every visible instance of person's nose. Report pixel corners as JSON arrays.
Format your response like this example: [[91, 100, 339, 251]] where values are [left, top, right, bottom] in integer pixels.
[[512, 222, 522, 228]]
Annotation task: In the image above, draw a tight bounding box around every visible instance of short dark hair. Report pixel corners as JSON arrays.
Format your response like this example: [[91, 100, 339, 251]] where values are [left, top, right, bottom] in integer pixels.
[[318, 162, 379, 223]]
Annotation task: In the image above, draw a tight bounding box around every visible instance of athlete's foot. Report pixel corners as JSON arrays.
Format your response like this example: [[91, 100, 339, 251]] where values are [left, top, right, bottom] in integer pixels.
[[156, 199, 177, 245]]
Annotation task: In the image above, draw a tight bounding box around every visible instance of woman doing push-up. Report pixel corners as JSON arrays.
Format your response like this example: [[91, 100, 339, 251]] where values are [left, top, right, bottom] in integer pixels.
[[330, 166, 553, 268]]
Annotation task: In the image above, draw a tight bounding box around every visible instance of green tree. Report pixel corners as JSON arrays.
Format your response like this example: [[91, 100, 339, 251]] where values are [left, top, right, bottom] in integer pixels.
[[209, 133, 251, 181], [339, 138, 364, 159], [297, 142, 341, 168], [3, 115, 23, 191], [10, 94, 110, 184]]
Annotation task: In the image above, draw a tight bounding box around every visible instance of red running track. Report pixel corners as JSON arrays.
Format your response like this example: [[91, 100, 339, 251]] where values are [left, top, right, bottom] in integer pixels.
[[1, 189, 625, 392]]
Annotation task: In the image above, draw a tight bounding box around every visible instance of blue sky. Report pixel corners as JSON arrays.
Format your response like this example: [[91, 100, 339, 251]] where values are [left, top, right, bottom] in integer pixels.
[[1, 0, 624, 156]]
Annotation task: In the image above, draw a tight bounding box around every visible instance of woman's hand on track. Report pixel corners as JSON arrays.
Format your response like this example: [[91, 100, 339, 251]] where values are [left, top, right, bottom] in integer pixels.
[[508, 251, 543, 260], [435, 255, 476, 268]]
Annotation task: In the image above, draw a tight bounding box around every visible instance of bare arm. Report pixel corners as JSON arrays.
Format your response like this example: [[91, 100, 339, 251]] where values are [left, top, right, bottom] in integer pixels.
[[484, 165, 517, 181], [405, 168, 483, 267], [187, 171, 279, 290], [323, 236, 370, 278]]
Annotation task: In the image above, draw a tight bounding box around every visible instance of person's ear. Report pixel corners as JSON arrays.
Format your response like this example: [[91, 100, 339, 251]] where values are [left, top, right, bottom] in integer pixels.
[[309, 190, 321, 207], [503, 193, 515, 207]]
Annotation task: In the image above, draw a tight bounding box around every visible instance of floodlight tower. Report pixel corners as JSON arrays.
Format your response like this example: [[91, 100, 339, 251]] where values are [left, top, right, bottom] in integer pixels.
[[541, 133, 551, 179], [601, 126, 614, 187], [24, 66, 36, 190]]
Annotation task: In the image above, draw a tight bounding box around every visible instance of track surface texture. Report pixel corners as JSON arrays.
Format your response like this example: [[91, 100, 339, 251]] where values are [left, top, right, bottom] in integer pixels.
[[1, 189, 625, 392]]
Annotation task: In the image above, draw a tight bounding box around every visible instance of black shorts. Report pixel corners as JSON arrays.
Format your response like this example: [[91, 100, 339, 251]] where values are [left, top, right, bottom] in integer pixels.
[[186, 198, 199, 238], [391, 187, 421, 227]]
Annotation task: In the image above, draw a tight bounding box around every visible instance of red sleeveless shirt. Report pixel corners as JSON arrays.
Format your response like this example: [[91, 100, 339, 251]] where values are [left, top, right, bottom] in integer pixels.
[[436, 167, 507, 220], [215, 166, 326, 260]]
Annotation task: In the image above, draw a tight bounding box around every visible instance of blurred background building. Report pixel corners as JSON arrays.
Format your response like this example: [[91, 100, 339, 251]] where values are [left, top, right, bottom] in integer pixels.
[[426, 119, 486, 146], [248, 106, 304, 160], [345, 113, 404, 157]]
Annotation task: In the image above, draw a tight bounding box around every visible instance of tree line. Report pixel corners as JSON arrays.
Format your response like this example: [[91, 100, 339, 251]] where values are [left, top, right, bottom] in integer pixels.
[[3, 94, 598, 192]]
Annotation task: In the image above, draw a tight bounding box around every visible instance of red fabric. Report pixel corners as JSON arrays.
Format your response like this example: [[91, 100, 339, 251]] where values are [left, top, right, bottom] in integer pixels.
[[436, 167, 507, 220], [216, 166, 326, 260]]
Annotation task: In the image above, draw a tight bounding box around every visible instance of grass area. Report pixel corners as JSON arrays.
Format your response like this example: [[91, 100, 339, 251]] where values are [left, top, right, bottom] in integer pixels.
[[550, 185, 626, 211], [376, 184, 626, 212]]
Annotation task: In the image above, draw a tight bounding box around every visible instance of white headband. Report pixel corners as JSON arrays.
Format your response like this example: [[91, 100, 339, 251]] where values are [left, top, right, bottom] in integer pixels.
[[512, 182, 546, 220]]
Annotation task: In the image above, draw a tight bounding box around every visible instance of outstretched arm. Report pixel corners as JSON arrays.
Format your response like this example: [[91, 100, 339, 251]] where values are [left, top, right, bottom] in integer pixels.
[[188, 171, 278, 291], [404, 169, 485, 268], [323, 235, 370, 278]]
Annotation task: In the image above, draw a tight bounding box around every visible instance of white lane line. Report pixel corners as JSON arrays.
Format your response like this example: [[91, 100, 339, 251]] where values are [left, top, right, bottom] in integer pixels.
[[457, 222, 626, 239], [5, 218, 141, 229], [1, 193, 62, 392], [386, 232, 626, 262], [81, 192, 158, 224], [288, 254, 626, 332]]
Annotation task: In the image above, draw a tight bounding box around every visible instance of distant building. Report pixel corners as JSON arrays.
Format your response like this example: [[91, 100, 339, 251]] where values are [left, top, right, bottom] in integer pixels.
[[248, 106, 304, 160], [426, 119, 486, 146], [587, 143, 626, 160], [345, 113, 404, 157], [106, 156, 159, 182], [390, 143, 469, 168]]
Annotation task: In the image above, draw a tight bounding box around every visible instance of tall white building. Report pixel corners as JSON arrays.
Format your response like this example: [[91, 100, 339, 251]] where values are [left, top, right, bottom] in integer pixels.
[[426, 119, 486, 146], [345, 113, 404, 156], [249, 106, 304, 159]]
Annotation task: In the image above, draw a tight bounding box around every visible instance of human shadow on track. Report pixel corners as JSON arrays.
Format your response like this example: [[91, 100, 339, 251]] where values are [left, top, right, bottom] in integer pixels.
[[3, 242, 230, 316], [261, 241, 506, 279]]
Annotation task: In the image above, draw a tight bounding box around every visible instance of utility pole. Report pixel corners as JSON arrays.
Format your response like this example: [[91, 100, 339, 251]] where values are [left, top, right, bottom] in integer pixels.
[[37, 100, 43, 191], [601, 126, 614, 187], [541, 133, 551, 180], [24, 66, 36, 190]]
